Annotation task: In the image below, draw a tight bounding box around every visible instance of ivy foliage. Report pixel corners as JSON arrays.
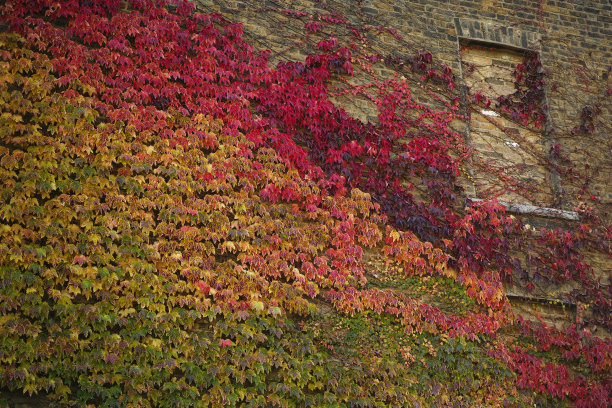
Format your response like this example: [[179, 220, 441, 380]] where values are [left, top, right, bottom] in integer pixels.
[[0, 25, 507, 408], [0, 0, 610, 407]]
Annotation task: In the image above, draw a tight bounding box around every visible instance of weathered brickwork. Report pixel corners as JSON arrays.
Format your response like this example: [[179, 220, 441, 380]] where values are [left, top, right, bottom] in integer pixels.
[[196, 0, 611, 331]]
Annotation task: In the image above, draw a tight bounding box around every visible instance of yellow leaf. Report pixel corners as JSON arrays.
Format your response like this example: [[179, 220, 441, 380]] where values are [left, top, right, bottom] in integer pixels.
[[81, 219, 93, 231], [222, 241, 236, 253], [251, 301, 264, 312]]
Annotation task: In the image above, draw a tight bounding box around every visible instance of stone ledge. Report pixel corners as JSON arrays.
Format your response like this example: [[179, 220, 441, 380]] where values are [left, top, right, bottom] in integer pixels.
[[468, 198, 579, 221], [506, 291, 576, 307]]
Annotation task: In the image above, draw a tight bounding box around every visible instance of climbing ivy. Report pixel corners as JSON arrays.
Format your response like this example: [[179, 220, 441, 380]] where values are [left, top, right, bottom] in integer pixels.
[[0, 0, 609, 407]]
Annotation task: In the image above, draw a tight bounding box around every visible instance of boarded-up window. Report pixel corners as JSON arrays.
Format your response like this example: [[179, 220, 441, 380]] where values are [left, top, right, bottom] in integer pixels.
[[460, 42, 553, 206]]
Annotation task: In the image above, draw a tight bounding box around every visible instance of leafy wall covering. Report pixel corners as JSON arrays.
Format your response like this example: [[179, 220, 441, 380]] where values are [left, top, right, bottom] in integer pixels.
[[0, 0, 609, 407]]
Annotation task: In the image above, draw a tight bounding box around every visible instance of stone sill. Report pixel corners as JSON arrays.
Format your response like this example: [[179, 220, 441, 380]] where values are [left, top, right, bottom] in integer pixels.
[[468, 198, 579, 221], [505, 291, 576, 308]]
